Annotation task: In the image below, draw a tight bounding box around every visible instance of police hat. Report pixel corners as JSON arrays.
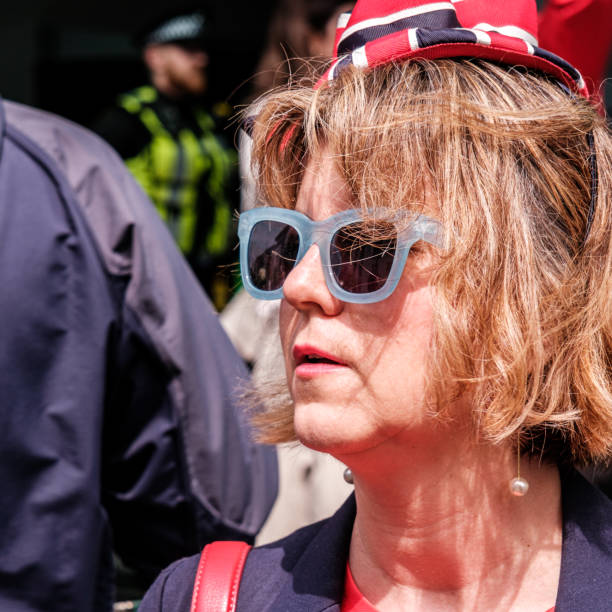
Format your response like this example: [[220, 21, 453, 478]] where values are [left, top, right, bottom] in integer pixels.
[[137, 3, 210, 48]]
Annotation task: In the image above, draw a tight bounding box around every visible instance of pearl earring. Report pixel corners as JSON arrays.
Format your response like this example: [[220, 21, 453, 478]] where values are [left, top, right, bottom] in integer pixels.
[[509, 434, 529, 496], [343, 467, 354, 484]]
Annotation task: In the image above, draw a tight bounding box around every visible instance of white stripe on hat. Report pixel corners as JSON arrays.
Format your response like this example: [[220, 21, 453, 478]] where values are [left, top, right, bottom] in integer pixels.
[[339, 2, 456, 47], [469, 28, 491, 45], [472, 23, 538, 47], [328, 58, 341, 80], [408, 28, 420, 51], [337, 12, 352, 28], [352, 45, 369, 68]]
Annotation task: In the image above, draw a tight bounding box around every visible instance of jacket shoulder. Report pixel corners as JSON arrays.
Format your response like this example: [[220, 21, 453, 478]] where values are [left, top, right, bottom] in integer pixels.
[[139, 554, 200, 612], [556, 469, 612, 611], [237, 495, 356, 611], [250, 516, 333, 567], [3, 99, 178, 278], [5, 100, 126, 173], [140, 518, 334, 612]]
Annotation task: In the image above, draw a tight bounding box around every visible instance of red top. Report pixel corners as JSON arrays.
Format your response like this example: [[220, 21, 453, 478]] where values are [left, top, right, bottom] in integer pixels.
[[341, 564, 555, 612], [341, 564, 380, 612]]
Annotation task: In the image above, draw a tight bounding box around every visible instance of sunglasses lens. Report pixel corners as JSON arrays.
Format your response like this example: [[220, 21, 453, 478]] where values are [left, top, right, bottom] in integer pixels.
[[248, 220, 300, 291], [330, 222, 397, 294]]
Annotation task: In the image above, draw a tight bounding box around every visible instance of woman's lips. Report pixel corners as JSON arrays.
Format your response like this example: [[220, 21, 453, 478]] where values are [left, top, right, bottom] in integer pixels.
[[292, 344, 349, 378]]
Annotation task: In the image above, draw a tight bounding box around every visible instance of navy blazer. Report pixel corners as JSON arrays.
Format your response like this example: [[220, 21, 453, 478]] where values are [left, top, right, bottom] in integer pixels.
[[141, 469, 612, 611]]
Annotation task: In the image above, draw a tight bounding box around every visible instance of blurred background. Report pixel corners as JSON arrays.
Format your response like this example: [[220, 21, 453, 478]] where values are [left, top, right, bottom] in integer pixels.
[[3, 0, 610, 127], [1, 0, 277, 126]]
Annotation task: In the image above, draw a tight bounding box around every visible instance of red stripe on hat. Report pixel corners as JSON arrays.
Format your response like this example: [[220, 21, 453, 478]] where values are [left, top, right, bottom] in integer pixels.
[[362, 31, 418, 65], [347, 0, 453, 24], [455, 0, 538, 42]]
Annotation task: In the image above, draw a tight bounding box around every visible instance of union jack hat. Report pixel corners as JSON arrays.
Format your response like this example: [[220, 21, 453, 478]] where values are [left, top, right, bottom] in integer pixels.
[[320, 0, 588, 97]]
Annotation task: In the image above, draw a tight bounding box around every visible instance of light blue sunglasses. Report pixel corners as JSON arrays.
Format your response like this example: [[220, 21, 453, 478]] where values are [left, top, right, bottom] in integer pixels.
[[238, 207, 442, 304]]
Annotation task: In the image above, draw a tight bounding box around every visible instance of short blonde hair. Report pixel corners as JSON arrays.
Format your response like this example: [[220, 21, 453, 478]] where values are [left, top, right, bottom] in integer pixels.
[[247, 59, 612, 466]]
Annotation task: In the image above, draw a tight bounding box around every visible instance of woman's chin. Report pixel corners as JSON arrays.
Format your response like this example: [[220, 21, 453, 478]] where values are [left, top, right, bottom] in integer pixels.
[[293, 402, 384, 456]]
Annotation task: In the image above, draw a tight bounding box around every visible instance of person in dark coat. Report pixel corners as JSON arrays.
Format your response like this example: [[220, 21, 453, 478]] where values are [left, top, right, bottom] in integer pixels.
[[0, 98, 277, 611], [141, 0, 612, 610]]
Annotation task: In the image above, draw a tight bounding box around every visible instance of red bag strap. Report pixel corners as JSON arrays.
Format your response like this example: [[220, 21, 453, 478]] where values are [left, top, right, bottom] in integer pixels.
[[190, 541, 252, 612]]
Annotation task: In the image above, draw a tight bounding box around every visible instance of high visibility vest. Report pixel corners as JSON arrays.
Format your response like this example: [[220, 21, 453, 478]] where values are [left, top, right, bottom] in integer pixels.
[[118, 85, 235, 258]]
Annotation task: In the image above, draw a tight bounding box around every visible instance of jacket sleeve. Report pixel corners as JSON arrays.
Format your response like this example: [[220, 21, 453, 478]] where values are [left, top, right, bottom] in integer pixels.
[[539, 0, 612, 98], [5, 102, 278, 589], [0, 104, 119, 611]]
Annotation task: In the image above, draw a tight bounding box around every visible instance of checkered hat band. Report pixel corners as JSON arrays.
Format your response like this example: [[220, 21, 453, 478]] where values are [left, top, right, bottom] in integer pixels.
[[146, 13, 206, 45]]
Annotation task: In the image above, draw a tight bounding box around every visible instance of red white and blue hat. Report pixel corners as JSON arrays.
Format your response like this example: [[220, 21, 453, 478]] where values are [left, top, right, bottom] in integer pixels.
[[320, 0, 588, 97]]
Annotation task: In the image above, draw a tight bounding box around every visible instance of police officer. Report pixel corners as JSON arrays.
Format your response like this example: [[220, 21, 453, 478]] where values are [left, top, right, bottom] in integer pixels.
[[95, 6, 236, 308]]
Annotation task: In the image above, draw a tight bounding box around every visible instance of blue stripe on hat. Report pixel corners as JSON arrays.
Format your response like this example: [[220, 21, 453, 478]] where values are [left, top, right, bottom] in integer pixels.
[[416, 27, 478, 48], [338, 8, 461, 55]]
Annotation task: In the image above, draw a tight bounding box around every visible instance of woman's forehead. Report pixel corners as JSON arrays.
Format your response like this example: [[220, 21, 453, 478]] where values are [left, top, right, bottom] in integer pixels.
[[296, 148, 353, 220], [297, 145, 436, 223]]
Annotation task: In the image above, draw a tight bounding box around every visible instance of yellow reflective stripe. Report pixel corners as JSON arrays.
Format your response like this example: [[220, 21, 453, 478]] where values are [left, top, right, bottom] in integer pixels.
[[120, 95, 234, 257], [198, 123, 235, 256], [181, 129, 208, 180], [176, 129, 207, 252], [125, 154, 154, 204], [195, 109, 214, 132], [118, 86, 157, 114], [120, 95, 141, 114], [137, 85, 157, 103], [138, 106, 165, 136], [176, 192, 197, 252], [201, 131, 233, 198], [138, 108, 182, 242], [126, 149, 173, 226], [205, 199, 232, 255]]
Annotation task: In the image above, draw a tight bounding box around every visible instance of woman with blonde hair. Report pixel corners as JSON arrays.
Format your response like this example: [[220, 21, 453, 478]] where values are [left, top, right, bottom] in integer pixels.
[[141, 0, 612, 610]]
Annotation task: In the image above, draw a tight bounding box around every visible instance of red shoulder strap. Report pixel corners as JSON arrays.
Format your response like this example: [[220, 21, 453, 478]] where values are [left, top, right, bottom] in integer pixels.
[[190, 541, 252, 612]]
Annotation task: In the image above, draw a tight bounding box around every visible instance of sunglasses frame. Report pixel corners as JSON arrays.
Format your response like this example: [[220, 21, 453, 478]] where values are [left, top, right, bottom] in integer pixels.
[[238, 207, 442, 304]]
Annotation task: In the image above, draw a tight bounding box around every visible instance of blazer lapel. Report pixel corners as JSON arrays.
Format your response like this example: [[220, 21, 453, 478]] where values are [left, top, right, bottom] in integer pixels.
[[555, 469, 612, 611], [268, 494, 356, 611]]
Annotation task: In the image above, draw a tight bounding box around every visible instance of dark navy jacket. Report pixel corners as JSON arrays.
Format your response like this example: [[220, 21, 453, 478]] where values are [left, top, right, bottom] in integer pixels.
[[141, 469, 612, 611], [0, 99, 277, 611]]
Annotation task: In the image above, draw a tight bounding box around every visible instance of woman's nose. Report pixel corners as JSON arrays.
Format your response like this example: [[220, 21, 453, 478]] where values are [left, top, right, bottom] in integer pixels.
[[282, 244, 343, 316]]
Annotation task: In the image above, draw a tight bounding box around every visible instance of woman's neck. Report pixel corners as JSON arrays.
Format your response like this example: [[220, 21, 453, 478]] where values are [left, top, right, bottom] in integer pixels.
[[342, 441, 562, 611]]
